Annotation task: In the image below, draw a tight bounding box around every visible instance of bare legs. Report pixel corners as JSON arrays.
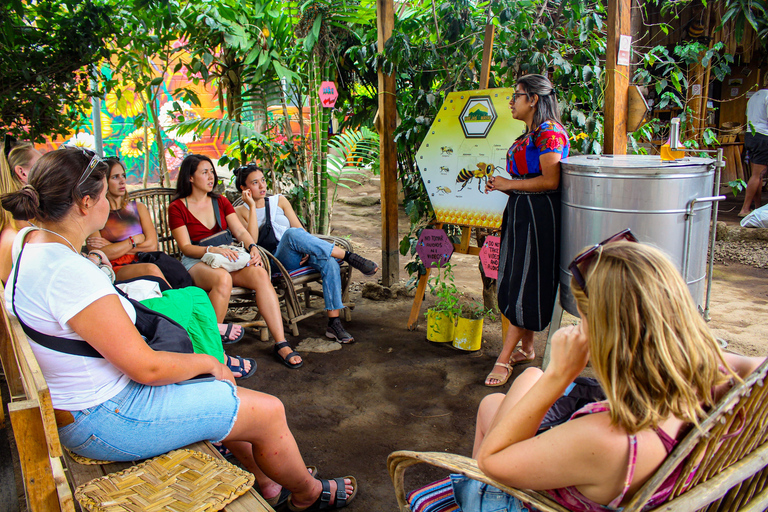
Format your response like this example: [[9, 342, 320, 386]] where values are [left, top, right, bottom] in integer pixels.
[[474, 368, 543, 457], [188, 263, 301, 366], [485, 320, 535, 386], [224, 388, 353, 506], [739, 162, 768, 216], [115, 262, 171, 288]]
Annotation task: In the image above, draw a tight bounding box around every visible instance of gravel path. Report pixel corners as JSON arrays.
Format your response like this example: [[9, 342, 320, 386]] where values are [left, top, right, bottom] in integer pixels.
[[715, 240, 768, 269]]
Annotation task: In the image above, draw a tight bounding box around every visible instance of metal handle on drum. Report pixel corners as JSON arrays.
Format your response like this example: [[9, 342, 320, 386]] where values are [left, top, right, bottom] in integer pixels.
[[681, 195, 725, 278]]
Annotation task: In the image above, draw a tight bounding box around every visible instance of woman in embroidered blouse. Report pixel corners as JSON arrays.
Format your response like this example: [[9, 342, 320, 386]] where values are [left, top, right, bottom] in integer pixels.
[[483, 74, 570, 387], [169, 154, 302, 368], [409, 239, 764, 512]]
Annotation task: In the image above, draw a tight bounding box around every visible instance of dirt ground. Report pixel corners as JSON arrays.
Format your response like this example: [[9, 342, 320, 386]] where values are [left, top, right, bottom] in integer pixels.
[[3, 177, 767, 511]]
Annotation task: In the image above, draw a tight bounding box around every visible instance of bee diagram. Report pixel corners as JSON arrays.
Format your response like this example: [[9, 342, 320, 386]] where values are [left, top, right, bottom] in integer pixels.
[[435, 186, 452, 195], [455, 162, 501, 192], [439, 166, 450, 174], [440, 146, 453, 156]]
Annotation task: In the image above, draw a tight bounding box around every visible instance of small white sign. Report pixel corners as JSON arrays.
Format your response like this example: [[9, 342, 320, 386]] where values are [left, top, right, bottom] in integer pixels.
[[617, 35, 632, 66], [692, 84, 702, 96], [731, 87, 740, 97]]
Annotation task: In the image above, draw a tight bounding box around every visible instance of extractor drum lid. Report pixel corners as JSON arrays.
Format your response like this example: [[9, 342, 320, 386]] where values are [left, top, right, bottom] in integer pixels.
[[561, 155, 715, 175]]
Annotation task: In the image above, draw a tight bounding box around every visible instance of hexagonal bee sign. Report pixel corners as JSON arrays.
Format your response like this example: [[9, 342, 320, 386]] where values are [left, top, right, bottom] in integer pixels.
[[460, 96, 496, 138], [417, 89, 526, 229]]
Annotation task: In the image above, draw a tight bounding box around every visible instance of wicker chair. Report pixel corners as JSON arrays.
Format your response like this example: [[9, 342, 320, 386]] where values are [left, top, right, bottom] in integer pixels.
[[389, 357, 768, 512], [229, 196, 355, 337], [129, 187, 180, 259]]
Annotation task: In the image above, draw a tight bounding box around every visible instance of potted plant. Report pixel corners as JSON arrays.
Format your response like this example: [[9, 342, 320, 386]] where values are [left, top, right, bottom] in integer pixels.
[[452, 296, 496, 351], [425, 262, 460, 342]]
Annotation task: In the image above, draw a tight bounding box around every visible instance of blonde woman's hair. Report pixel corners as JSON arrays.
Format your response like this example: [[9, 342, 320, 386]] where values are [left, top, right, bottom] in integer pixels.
[[0, 140, 24, 230], [570, 241, 732, 434]]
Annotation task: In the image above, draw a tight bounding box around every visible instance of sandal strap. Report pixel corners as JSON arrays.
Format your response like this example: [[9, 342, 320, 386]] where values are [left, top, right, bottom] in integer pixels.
[[494, 362, 512, 370], [275, 340, 293, 351], [223, 323, 233, 338], [316, 478, 347, 510]]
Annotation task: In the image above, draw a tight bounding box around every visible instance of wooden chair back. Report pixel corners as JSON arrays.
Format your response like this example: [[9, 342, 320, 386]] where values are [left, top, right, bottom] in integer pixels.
[[389, 358, 768, 512], [128, 187, 180, 259]]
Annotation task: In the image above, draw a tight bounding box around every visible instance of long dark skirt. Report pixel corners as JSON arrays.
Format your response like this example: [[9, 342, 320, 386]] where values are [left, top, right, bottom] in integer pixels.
[[497, 191, 560, 332]]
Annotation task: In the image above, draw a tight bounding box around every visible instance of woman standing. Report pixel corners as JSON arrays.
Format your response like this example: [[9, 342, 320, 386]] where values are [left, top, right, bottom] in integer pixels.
[[233, 165, 378, 345], [169, 154, 302, 368], [484, 74, 570, 387]]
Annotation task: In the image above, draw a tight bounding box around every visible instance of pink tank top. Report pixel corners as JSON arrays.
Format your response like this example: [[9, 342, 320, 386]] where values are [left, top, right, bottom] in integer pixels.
[[546, 402, 687, 511]]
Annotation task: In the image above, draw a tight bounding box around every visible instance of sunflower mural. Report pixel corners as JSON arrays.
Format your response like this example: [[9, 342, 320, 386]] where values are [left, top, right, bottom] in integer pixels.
[[37, 44, 230, 185]]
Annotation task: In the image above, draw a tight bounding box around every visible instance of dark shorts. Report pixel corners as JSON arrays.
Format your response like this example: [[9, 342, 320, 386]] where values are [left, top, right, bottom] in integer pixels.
[[746, 132, 768, 166]]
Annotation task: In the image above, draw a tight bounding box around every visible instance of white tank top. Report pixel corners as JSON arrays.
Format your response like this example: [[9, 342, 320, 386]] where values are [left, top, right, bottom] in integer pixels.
[[244, 195, 291, 241]]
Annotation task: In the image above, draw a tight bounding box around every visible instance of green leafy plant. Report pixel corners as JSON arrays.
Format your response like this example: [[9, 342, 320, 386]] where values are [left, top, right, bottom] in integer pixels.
[[458, 295, 497, 321], [728, 179, 747, 197], [425, 261, 460, 318]]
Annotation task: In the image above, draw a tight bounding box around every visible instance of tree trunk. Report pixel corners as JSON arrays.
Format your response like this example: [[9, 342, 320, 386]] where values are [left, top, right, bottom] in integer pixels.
[[476, 228, 499, 312], [147, 89, 168, 187], [142, 102, 151, 188]]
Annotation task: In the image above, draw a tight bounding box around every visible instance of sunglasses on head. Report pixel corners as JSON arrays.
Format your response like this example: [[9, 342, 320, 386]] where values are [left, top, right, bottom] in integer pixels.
[[568, 229, 638, 298], [61, 145, 103, 186]]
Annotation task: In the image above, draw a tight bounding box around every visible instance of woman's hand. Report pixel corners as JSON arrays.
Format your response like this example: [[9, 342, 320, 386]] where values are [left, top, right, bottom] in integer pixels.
[[241, 189, 256, 208], [86, 235, 110, 248], [211, 361, 236, 386], [209, 246, 241, 262], [86, 250, 112, 269], [248, 247, 262, 267], [545, 323, 590, 385], [300, 254, 310, 266], [485, 175, 512, 193], [133, 233, 146, 245]]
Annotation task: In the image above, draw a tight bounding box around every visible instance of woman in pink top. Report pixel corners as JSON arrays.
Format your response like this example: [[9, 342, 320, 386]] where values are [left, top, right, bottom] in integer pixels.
[[410, 234, 764, 512]]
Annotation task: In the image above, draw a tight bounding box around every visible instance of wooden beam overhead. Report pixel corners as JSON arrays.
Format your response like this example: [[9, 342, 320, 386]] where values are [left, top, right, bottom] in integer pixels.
[[377, 0, 399, 286]]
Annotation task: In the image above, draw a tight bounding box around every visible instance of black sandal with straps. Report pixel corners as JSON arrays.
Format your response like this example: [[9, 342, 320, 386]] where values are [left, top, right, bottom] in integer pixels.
[[273, 341, 303, 369]]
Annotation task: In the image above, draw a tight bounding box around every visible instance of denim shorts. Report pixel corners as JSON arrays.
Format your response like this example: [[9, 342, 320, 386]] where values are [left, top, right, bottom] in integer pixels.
[[451, 475, 530, 512], [58, 379, 239, 461], [181, 254, 203, 271]]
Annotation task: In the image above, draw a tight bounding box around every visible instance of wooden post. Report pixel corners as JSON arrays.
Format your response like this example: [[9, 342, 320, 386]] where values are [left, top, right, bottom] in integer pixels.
[[377, 0, 399, 287], [604, 0, 631, 154], [479, 24, 495, 90]]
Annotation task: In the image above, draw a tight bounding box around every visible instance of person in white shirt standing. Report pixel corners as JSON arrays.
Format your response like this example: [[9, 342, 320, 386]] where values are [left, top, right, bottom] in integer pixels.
[[739, 87, 768, 217]]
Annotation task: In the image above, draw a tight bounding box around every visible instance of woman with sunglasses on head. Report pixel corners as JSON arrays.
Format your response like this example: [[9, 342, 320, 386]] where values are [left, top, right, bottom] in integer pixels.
[[483, 74, 570, 387], [233, 164, 378, 345], [2, 147, 357, 511], [409, 234, 764, 512], [169, 154, 303, 368]]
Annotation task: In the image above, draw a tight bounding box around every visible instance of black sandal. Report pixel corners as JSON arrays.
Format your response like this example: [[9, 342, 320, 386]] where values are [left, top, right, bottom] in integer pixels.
[[287, 476, 357, 511], [220, 323, 245, 344], [274, 341, 303, 369]]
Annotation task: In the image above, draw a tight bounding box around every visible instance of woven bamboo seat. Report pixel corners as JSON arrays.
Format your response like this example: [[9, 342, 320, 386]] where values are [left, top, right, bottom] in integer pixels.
[[389, 357, 768, 512], [74, 449, 254, 512]]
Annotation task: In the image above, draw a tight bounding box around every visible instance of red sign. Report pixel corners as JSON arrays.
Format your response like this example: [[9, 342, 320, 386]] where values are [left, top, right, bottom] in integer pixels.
[[479, 235, 501, 279], [416, 229, 454, 268], [319, 81, 338, 108]]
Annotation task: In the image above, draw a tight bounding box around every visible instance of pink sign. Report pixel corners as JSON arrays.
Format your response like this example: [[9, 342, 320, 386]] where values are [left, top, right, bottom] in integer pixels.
[[319, 81, 338, 108], [479, 235, 500, 279], [416, 229, 454, 268]]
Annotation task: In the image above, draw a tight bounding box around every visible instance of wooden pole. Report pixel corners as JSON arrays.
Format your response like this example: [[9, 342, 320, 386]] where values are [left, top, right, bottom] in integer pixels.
[[604, 0, 631, 154], [479, 24, 495, 89], [377, 0, 398, 286]]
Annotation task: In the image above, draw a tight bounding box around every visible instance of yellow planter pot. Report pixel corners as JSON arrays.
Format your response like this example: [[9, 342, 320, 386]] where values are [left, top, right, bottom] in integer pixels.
[[452, 317, 483, 351], [426, 309, 456, 342]]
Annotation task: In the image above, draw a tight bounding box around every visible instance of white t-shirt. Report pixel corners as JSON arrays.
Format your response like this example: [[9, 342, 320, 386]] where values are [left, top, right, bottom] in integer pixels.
[[6, 230, 134, 410], [244, 195, 291, 241], [746, 89, 768, 136]]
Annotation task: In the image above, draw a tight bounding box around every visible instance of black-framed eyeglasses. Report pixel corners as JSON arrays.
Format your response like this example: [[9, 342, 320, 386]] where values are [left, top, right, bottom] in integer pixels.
[[512, 92, 529, 103], [568, 229, 638, 298]]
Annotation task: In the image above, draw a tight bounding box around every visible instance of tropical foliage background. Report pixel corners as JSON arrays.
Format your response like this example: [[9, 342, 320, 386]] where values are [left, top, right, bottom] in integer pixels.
[[2, 0, 766, 238]]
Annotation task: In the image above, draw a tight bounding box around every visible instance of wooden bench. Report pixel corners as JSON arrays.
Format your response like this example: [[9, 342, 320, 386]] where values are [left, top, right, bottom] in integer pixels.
[[0, 281, 274, 512], [389, 357, 768, 512]]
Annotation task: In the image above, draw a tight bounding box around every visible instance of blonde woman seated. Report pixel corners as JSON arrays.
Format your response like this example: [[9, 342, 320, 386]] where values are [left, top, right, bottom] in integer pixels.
[[169, 154, 302, 368], [2, 147, 357, 510], [409, 232, 764, 512]]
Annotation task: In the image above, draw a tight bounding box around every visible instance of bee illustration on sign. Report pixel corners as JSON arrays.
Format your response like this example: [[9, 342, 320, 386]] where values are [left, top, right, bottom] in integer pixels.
[[456, 162, 501, 192], [440, 146, 453, 156], [439, 166, 450, 174], [436, 186, 452, 195]]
